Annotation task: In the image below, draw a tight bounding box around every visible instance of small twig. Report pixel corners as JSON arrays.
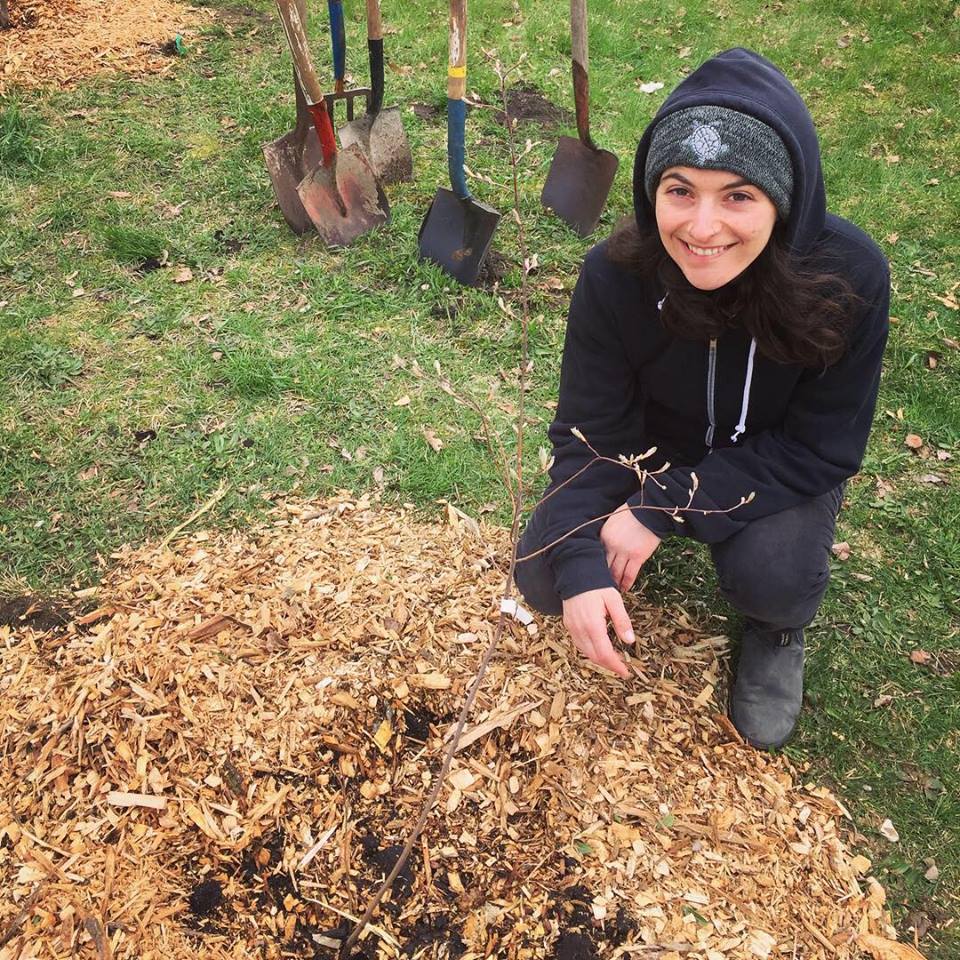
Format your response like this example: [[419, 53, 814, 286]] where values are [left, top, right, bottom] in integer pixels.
[[517, 497, 754, 563], [159, 482, 229, 548], [300, 896, 400, 948], [0, 884, 44, 950], [339, 57, 533, 959]]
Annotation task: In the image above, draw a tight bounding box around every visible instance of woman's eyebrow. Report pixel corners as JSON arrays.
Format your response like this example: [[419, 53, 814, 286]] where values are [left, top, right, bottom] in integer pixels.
[[660, 172, 754, 190]]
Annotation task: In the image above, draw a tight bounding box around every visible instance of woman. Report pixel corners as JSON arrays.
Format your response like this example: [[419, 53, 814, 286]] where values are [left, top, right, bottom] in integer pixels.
[[515, 48, 889, 751]]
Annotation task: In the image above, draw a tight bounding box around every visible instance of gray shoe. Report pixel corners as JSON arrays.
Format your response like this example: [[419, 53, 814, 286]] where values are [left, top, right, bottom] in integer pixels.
[[730, 626, 804, 751]]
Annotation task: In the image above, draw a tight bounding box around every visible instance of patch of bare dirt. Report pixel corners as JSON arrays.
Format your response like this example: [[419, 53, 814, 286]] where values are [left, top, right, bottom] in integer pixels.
[[494, 83, 573, 129], [0, 0, 211, 93]]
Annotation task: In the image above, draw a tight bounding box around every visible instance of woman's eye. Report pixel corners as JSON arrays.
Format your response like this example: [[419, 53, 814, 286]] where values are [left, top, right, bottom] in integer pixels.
[[667, 187, 690, 198]]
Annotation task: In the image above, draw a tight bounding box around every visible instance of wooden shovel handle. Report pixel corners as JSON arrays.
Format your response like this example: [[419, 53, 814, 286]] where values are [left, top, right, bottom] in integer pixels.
[[570, 0, 594, 149], [275, 0, 338, 164], [447, 0, 469, 198], [365, 0, 382, 40], [448, 0, 467, 102], [365, 0, 385, 113]]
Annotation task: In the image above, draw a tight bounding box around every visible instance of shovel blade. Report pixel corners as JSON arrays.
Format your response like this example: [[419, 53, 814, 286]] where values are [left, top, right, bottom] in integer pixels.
[[262, 128, 323, 235], [296, 143, 390, 247], [339, 106, 413, 185], [541, 135, 619, 237], [418, 188, 501, 287]]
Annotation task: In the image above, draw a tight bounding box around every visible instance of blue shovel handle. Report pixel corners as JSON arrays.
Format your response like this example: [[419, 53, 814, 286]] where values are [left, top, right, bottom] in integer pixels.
[[328, 0, 346, 89], [447, 98, 470, 200]]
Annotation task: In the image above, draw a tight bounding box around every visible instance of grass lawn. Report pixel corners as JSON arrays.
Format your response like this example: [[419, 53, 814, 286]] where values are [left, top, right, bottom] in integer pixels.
[[1, 0, 958, 953]]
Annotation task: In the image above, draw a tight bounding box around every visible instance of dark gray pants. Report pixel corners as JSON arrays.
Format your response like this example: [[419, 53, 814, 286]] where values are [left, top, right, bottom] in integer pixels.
[[514, 486, 844, 631]]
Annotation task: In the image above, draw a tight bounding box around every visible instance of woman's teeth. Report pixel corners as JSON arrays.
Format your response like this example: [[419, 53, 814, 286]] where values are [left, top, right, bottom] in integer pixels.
[[685, 242, 730, 257]]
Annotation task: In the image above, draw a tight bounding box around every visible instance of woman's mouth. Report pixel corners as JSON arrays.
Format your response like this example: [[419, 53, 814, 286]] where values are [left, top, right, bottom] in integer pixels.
[[682, 240, 735, 258]]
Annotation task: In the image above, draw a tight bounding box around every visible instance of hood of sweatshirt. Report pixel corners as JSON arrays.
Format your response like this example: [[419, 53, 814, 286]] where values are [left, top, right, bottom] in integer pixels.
[[632, 47, 826, 255]]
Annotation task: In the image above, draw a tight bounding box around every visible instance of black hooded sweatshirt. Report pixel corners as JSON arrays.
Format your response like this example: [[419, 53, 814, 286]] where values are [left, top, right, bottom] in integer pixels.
[[542, 48, 890, 601]]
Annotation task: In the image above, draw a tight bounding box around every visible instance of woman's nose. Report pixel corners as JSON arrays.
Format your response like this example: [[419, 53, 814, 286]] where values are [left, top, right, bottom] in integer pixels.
[[688, 201, 722, 241]]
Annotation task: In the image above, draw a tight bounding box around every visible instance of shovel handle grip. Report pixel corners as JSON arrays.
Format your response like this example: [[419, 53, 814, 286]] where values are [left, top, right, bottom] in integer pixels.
[[275, 0, 338, 164], [308, 102, 339, 166], [365, 0, 384, 113], [447, 0, 469, 198], [328, 0, 346, 93], [570, 0, 595, 149]]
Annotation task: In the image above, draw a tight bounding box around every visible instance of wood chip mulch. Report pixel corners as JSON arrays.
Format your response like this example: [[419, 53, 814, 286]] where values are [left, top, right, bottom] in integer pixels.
[[0, 495, 924, 959], [0, 0, 210, 94]]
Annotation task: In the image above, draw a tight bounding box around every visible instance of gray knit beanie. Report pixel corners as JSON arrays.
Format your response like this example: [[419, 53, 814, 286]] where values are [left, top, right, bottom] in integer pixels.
[[644, 105, 794, 218]]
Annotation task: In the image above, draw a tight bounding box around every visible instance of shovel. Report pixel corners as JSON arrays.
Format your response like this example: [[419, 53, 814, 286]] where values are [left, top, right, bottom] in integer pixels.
[[338, 0, 413, 184], [418, 0, 500, 286], [322, 0, 372, 123], [540, 0, 618, 237], [274, 0, 390, 247], [262, 0, 323, 236]]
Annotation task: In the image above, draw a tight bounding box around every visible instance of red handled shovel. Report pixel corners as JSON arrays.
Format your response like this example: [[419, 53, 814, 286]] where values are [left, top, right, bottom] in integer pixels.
[[274, 0, 390, 247]]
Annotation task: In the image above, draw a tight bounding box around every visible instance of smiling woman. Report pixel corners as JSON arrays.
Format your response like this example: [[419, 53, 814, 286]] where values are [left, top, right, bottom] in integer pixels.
[[515, 48, 890, 753]]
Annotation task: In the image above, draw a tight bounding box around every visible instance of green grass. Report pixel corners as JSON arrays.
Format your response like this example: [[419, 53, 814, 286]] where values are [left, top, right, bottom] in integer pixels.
[[1, 0, 959, 953]]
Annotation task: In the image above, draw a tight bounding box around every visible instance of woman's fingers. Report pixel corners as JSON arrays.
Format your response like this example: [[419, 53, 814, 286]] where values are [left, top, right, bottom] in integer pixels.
[[605, 590, 636, 648], [562, 589, 633, 678], [609, 552, 627, 588], [619, 557, 642, 592]]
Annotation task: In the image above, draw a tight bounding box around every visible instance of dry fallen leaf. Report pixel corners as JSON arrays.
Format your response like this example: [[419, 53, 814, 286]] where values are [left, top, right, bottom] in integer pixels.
[[857, 932, 926, 960], [422, 427, 443, 453], [173, 266, 194, 283], [879, 818, 900, 842], [904, 434, 924, 450], [918, 474, 944, 484], [638, 80, 665, 93], [394, 395, 411, 407], [909, 649, 932, 665], [831, 541, 852, 561], [924, 859, 940, 882]]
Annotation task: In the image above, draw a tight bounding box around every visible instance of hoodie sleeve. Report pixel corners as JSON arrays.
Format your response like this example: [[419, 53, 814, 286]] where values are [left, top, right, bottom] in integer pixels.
[[627, 260, 890, 543], [539, 250, 650, 599]]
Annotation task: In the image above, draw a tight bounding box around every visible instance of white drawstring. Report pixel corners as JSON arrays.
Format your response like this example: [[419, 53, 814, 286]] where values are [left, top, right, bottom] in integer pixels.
[[730, 337, 757, 443]]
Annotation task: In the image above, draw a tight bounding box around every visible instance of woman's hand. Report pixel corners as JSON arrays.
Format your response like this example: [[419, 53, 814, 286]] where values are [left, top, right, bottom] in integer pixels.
[[601, 504, 661, 591], [562, 588, 635, 678]]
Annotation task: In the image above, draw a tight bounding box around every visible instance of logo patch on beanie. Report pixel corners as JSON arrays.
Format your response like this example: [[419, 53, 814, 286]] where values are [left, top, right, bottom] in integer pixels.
[[683, 120, 730, 163]]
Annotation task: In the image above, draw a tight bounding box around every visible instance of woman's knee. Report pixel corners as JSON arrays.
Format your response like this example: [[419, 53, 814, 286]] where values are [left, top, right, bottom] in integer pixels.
[[718, 559, 829, 627], [513, 513, 563, 617]]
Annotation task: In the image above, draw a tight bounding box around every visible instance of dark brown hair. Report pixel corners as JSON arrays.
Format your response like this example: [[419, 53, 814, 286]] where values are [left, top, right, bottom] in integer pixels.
[[607, 217, 860, 367]]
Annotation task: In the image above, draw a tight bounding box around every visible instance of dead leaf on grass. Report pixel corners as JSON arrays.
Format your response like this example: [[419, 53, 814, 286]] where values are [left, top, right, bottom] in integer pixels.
[[909, 649, 932, 665], [172, 266, 194, 283], [904, 434, 924, 451], [918, 474, 944, 484], [879, 818, 900, 842], [831, 541, 851, 561], [422, 427, 443, 453]]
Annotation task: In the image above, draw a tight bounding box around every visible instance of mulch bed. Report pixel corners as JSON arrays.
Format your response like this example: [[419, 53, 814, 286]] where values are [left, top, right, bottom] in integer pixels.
[[0, 0, 210, 94], [0, 495, 922, 958]]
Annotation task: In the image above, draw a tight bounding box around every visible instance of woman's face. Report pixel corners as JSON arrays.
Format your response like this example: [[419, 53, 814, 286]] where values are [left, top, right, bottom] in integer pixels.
[[654, 166, 778, 291]]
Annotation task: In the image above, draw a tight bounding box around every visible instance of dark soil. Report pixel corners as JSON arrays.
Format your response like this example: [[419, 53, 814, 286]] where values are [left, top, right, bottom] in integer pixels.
[[0, 595, 72, 632], [412, 102, 444, 122], [188, 879, 223, 918], [495, 83, 573, 129], [477, 248, 511, 288], [554, 932, 597, 960]]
